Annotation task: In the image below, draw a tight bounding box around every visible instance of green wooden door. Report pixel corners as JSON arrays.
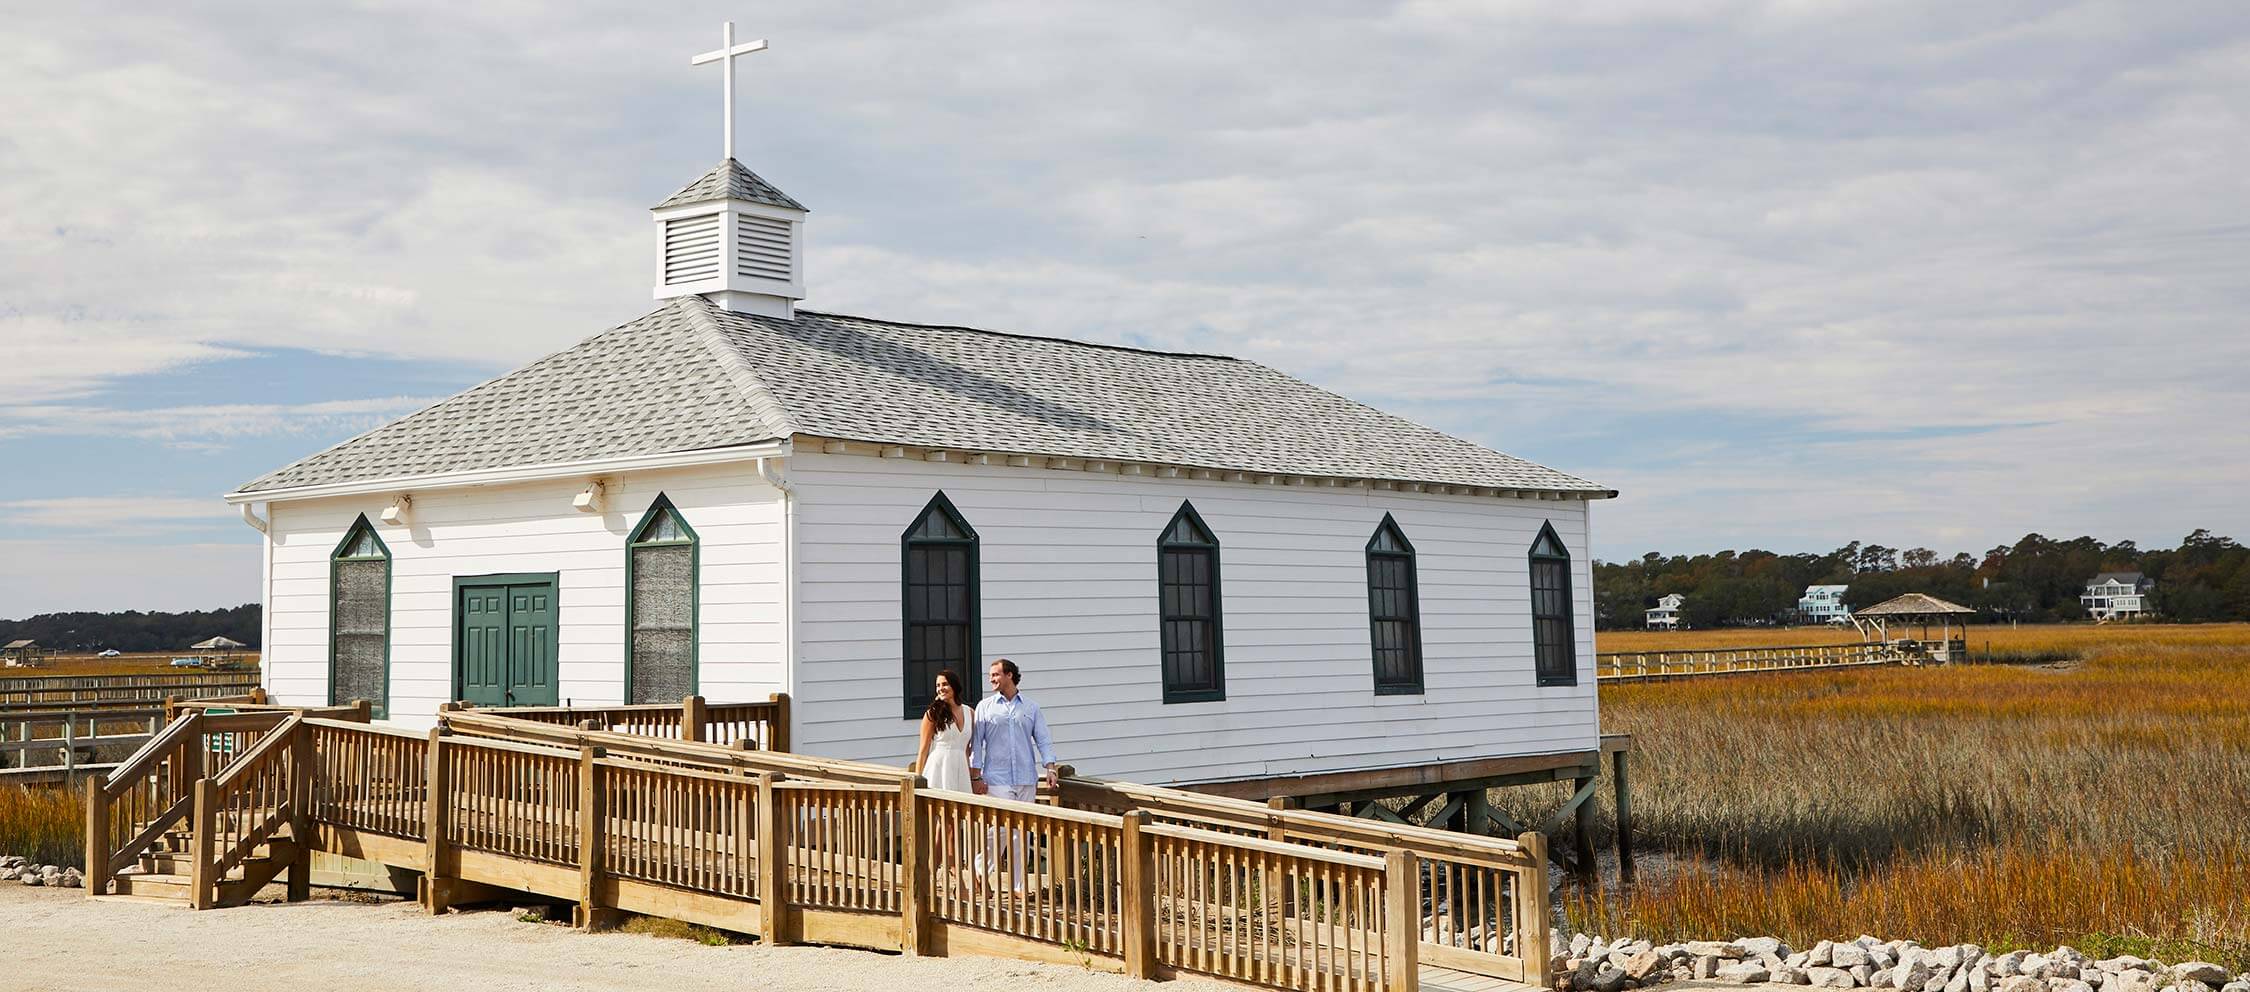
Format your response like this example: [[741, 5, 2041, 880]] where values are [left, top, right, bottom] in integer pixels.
[[504, 583, 559, 705], [454, 576, 559, 707]]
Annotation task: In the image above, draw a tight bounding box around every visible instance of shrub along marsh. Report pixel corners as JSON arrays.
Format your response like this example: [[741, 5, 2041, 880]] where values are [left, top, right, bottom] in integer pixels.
[[1532, 623, 2250, 969]]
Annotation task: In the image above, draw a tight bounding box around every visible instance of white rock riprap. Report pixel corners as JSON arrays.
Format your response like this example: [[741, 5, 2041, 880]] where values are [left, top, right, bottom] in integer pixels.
[[0, 854, 82, 888], [1551, 934, 2247, 992]]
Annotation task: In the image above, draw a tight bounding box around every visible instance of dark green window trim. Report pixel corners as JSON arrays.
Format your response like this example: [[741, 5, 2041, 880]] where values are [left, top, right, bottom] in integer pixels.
[[1366, 513, 1424, 696], [901, 491, 980, 720], [1529, 521, 1578, 687], [1157, 501, 1225, 704], [328, 513, 392, 719], [625, 494, 699, 702]]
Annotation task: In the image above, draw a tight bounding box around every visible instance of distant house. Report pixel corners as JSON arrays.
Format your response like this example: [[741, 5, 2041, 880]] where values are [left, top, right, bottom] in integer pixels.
[[2081, 572, 2154, 620], [1799, 584, 1851, 624], [1645, 593, 1685, 630]]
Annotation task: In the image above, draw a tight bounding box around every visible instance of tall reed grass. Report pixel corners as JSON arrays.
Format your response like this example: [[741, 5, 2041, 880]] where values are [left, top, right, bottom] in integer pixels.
[[1534, 624, 2250, 969], [0, 784, 83, 868]]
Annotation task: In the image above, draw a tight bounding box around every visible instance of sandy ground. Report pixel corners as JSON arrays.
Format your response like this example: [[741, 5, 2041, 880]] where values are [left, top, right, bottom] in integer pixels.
[[11, 884, 1236, 992]]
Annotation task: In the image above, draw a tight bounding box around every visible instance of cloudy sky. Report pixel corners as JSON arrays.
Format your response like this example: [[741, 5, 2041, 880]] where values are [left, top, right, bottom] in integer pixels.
[[4, 1, 2246, 616]]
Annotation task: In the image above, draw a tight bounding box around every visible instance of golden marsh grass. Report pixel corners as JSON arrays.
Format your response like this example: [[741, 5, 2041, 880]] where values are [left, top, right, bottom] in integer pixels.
[[1547, 623, 2250, 968]]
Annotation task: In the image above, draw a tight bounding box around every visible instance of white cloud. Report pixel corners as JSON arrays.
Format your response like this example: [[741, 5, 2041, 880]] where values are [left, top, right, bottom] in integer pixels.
[[0, 397, 441, 445], [0, 497, 233, 533], [2, 1, 2247, 611]]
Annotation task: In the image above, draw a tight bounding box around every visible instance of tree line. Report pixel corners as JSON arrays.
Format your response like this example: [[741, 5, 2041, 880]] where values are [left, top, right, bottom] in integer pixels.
[[0, 603, 261, 653], [1593, 530, 2250, 629]]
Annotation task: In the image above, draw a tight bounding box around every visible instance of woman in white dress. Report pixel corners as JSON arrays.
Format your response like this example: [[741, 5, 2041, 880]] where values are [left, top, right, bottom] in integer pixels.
[[913, 669, 974, 793]]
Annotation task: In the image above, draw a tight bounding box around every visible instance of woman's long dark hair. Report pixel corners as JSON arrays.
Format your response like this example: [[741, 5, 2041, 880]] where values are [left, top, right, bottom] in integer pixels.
[[924, 670, 964, 731]]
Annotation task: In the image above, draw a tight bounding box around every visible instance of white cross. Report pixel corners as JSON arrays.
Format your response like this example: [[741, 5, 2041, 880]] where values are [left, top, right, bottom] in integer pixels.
[[691, 22, 768, 161]]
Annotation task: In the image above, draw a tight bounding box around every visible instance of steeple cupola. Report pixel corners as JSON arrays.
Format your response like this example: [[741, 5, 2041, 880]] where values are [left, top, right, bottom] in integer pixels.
[[654, 22, 805, 319], [651, 159, 806, 318]]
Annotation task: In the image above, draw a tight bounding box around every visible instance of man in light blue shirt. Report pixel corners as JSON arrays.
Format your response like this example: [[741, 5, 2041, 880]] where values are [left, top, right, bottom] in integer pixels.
[[968, 657, 1057, 892], [969, 657, 1059, 800]]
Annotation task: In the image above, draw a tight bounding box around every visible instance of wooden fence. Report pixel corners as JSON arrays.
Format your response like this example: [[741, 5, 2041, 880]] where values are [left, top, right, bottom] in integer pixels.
[[0, 671, 261, 706], [1594, 641, 1899, 682], [87, 701, 1553, 991], [0, 705, 166, 782], [481, 694, 790, 752]]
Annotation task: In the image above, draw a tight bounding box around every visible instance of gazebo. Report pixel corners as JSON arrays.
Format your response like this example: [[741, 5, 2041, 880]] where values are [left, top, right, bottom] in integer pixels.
[[189, 636, 249, 667], [1853, 593, 1976, 663]]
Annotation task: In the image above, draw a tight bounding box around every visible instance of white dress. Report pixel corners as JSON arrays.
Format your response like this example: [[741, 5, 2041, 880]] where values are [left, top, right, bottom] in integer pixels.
[[923, 709, 974, 793]]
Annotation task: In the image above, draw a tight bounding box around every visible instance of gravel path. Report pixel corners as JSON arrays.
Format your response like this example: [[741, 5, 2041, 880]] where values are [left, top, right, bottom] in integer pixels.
[[9, 884, 1234, 992]]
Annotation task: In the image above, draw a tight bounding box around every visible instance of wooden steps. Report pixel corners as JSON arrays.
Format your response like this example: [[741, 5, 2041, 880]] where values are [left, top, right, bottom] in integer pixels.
[[108, 835, 301, 908]]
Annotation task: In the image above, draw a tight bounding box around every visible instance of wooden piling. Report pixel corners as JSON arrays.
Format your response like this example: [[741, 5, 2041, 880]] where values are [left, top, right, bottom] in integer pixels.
[[1612, 749, 1635, 884]]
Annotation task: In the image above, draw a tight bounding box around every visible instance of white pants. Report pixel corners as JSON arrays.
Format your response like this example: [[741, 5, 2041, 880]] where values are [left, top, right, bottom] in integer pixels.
[[977, 783, 1039, 890]]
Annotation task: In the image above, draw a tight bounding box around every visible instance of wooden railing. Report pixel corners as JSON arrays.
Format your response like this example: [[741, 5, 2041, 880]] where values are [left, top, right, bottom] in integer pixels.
[[0, 671, 261, 706], [85, 706, 1549, 991], [1148, 821, 1408, 991], [82, 710, 293, 894], [1, 705, 165, 782], [1595, 640, 1897, 682], [440, 707, 898, 787], [306, 719, 428, 841], [192, 716, 305, 908], [480, 694, 789, 752], [1059, 775, 1549, 983]]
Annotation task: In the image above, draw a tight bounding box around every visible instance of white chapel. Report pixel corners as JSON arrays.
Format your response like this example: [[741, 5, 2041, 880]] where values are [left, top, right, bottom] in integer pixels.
[[227, 32, 1617, 787]]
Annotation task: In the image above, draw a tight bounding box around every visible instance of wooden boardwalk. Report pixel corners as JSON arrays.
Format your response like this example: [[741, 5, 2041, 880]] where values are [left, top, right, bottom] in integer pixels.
[[86, 699, 1556, 992], [1595, 641, 1898, 682]]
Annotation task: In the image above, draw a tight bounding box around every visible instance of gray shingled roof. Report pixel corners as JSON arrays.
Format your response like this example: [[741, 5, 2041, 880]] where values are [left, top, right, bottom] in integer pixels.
[[1857, 593, 1976, 616], [237, 296, 1613, 497], [653, 159, 805, 211]]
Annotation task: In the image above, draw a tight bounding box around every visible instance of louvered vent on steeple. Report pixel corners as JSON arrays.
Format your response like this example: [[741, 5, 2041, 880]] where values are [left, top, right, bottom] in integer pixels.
[[664, 214, 724, 284], [736, 214, 792, 281], [652, 159, 807, 319]]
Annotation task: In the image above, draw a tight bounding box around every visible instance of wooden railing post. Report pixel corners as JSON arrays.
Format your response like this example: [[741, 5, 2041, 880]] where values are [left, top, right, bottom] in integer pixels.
[[83, 776, 108, 896], [189, 778, 217, 910], [288, 719, 313, 902], [899, 777, 926, 955], [421, 727, 451, 914], [577, 745, 607, 929], [767, 692, 792, 753], [754, 771, 790, 945], [1120, 811, 1158, 980], [682, 695, 708, 743], [1386, 849, 1421, 992], [1264, 797, 1293, 924], [1517, 832, 1553, 986]]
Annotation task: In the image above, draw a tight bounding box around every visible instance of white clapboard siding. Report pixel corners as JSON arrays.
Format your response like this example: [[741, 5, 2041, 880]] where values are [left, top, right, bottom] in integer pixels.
[[784, 451, 1600, 785], [260, 463, 786, 729]]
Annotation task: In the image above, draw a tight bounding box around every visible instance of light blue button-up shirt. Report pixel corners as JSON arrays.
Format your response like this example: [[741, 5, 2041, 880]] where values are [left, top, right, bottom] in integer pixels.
[[969, 691, 1058, 789]]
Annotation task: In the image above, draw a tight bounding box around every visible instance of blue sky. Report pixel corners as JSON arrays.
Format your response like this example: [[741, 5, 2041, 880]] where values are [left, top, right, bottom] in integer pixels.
[[5, 1, 2248, 615]]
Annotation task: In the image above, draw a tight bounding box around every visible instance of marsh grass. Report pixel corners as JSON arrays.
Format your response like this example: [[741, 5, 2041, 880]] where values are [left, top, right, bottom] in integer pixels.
[[618, 914, 745, 945], [0, 784, 83, 867], [1538, 624, 2250, 969]]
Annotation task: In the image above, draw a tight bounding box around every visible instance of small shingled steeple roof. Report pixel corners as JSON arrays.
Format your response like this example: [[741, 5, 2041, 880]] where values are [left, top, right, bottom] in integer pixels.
[[654, 159, 805, 211]]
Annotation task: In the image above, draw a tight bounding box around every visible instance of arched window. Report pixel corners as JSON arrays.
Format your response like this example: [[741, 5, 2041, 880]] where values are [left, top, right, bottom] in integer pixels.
[[1366, 515, 1423, 695], [627, 495, 698, 703], [1529, 522, 1577, 686], [1158, 502, 1225, 703], [902, 493, 979, 718], [330, 514, 391, 717]]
